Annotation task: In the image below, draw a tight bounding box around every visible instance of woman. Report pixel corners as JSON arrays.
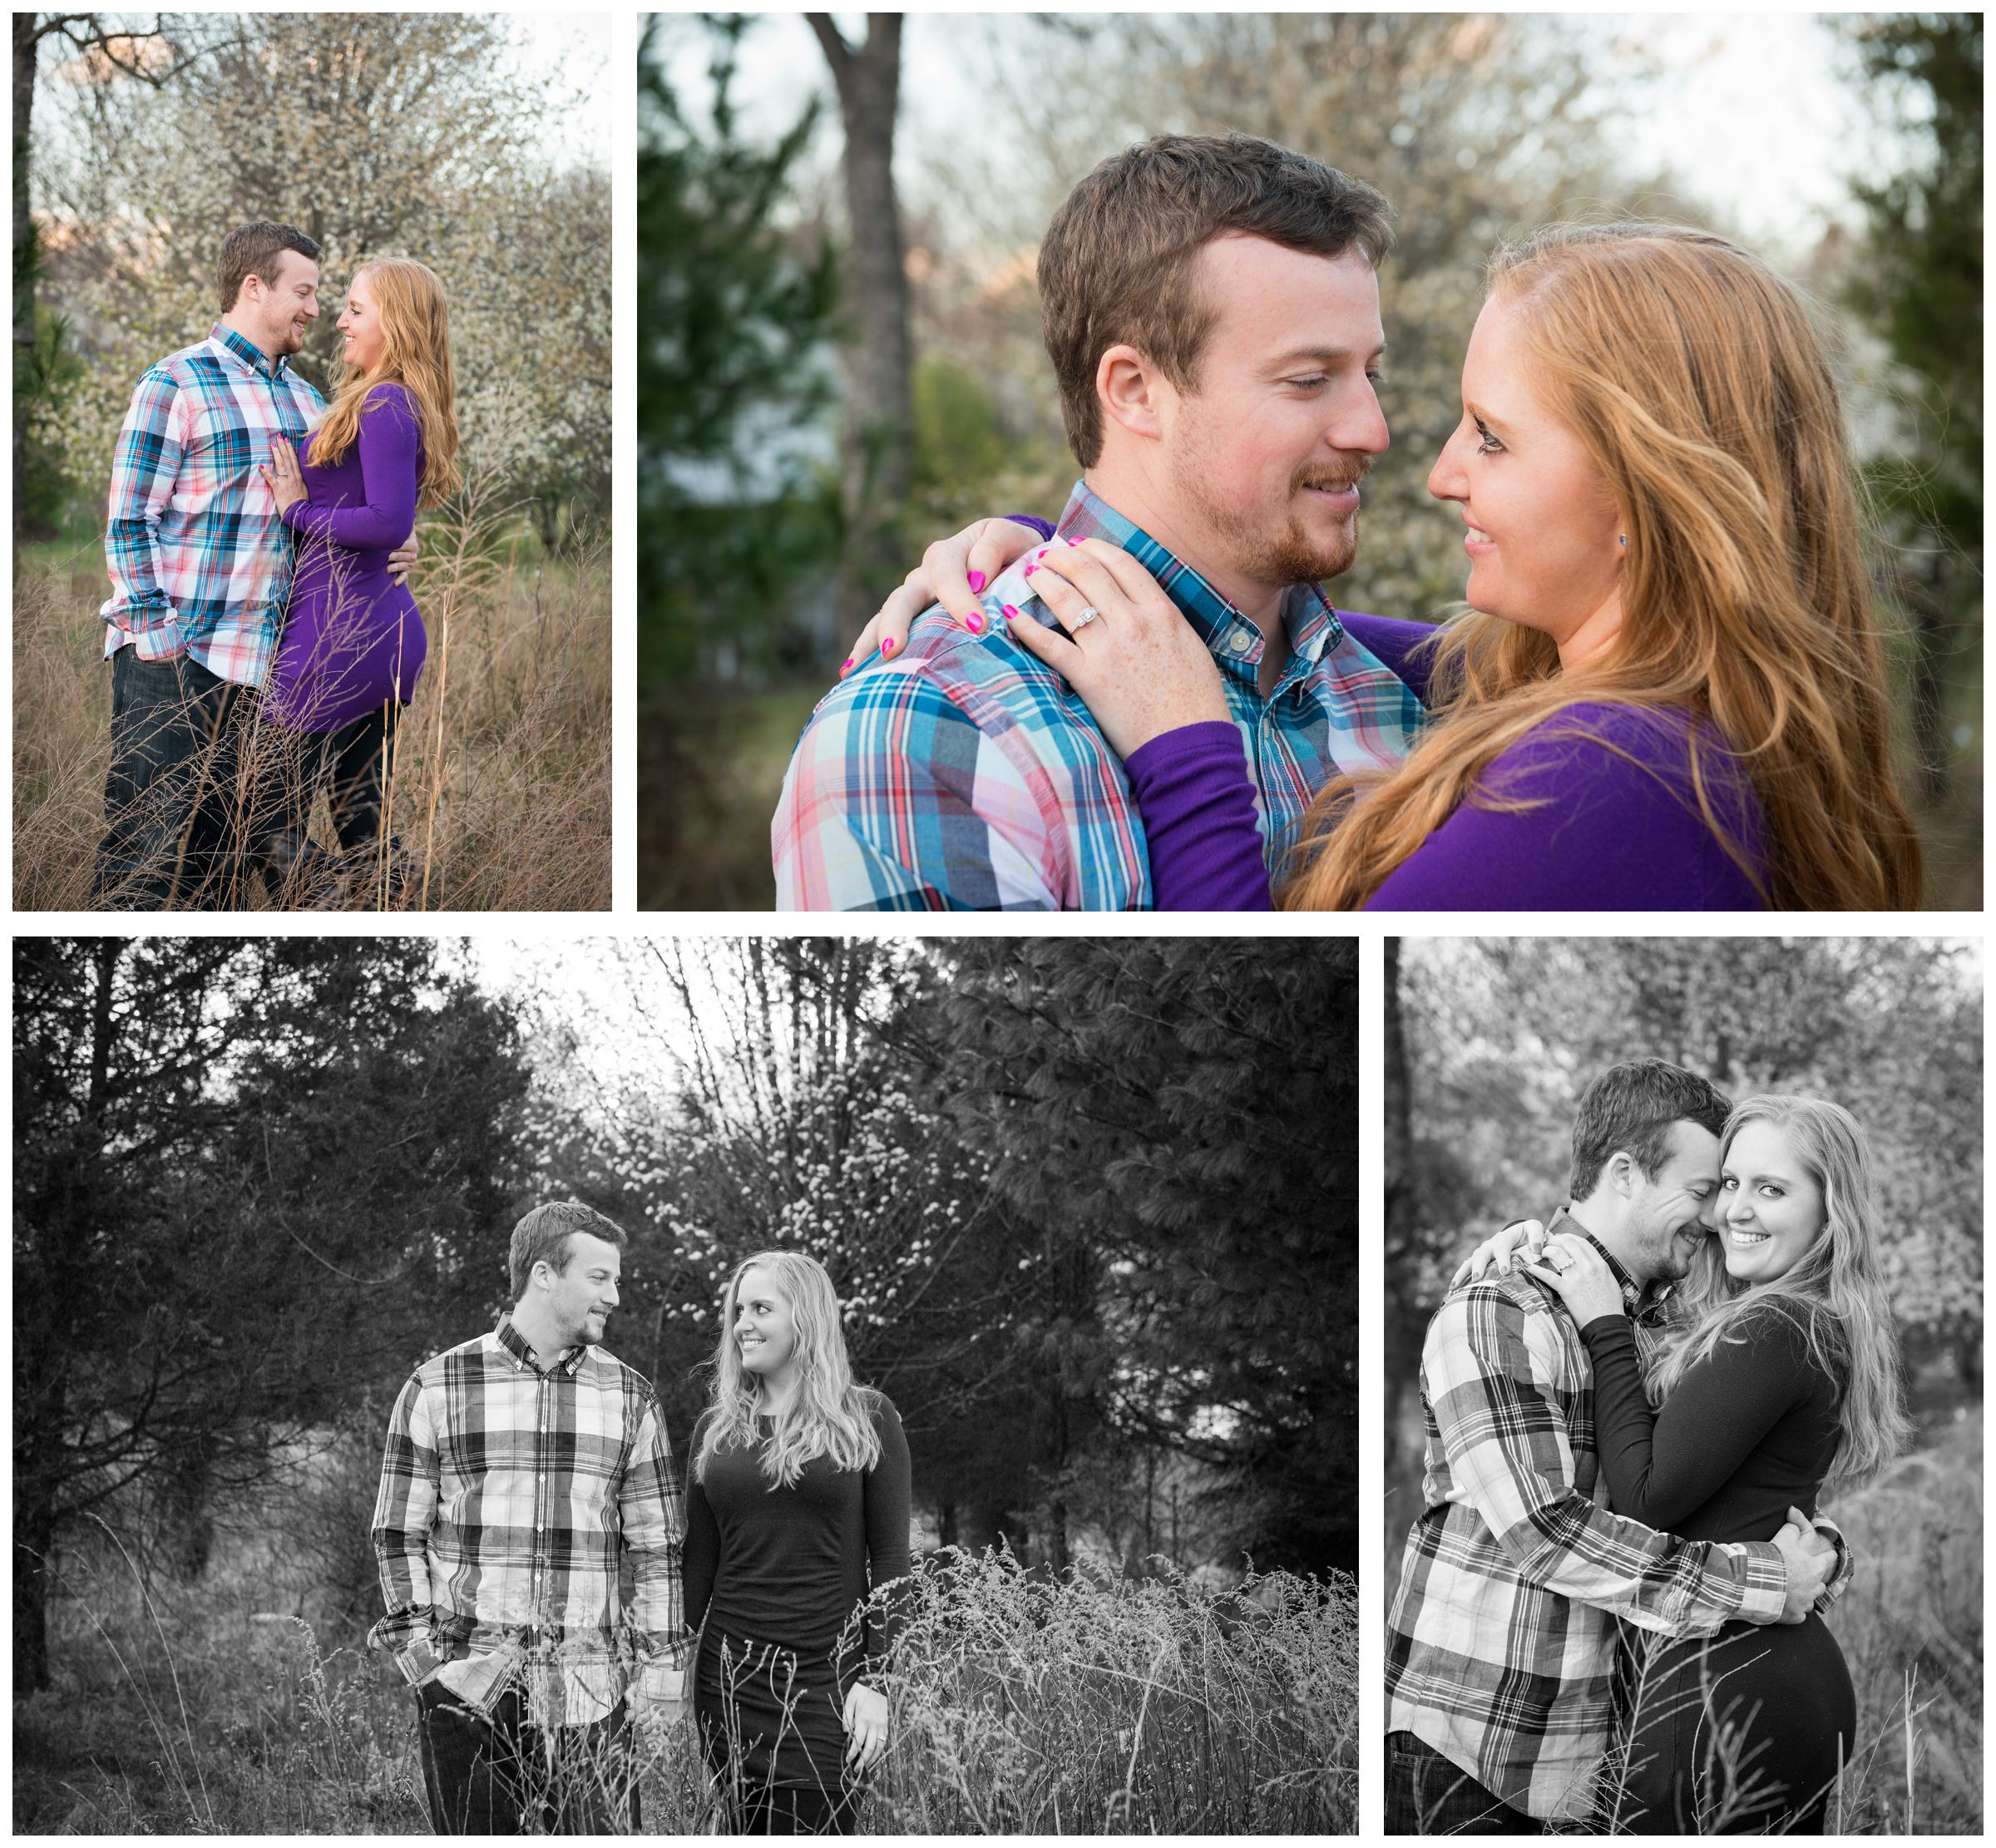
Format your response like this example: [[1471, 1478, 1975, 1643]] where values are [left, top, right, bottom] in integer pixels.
[[258, 257, 460, 906], [850, 223, 1924, 910], [1466, 1097, 1910, 1831], [685, 1252, 912, 1835]]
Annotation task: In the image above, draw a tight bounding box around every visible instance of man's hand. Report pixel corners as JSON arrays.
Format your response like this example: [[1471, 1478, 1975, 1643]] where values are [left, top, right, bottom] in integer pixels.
[[634, 1663, 686, 1734], [1771, 1505, 1835, 1623], [388, 526, 422, 586]]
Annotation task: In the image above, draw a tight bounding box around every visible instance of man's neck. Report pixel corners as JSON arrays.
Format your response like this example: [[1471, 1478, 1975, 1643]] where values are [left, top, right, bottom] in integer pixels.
[[1083, 461, 1289, 643], [507, 1302, 574, 1374], [1562, 1200, 1652, 1290], [217, 310, 279, 362]]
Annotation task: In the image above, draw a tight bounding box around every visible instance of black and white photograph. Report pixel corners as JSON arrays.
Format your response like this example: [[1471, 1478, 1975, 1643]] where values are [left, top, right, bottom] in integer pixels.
[[13, 934, 1358, 1834], [1382, 936, 1983, 1834]]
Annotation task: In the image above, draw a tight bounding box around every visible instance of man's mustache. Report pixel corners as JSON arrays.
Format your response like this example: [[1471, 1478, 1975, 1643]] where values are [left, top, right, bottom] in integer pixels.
[[1292, 458, 1375, 494]]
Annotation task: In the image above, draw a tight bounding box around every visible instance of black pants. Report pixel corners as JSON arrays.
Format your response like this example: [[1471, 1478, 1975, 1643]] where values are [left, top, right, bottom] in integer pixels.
[[728, 1784, 859, 1836], [414, 1681, 638, 1835], [91, 648, 254, 909], [250, 704, 397, 852], [1385, 1732, 1543, 1835]]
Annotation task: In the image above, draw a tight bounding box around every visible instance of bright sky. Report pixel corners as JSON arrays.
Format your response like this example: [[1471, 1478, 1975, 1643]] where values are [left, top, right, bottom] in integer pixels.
[[671, 11, 1899, 259]]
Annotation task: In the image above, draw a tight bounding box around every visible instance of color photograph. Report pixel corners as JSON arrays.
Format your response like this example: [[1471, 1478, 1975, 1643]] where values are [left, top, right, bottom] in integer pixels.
[[14, 935, 1358, 1833], [1383, 936, 1982, 1833], [640, 12, 1980, 912], [13, 12, 611, 910]]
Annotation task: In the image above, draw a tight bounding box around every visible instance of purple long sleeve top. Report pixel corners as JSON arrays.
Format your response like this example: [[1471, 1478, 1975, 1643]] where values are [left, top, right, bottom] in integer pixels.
[[263, 380, 427, 733], [1010, 519, 1766, 911]]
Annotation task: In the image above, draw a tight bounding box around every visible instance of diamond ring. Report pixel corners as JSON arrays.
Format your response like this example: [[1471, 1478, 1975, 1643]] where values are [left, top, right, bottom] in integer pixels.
[[1071, 605, 1102, 631]]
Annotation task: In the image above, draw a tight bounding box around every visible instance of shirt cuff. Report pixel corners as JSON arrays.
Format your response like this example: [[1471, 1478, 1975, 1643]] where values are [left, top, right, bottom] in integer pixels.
[[392, 1632, 449, 1687], [1732, 1542, 1791, 1625]]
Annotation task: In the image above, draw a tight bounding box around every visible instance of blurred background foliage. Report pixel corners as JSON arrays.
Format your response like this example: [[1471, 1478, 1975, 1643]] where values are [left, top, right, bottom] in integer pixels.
[[637, 11, 1982, 910]]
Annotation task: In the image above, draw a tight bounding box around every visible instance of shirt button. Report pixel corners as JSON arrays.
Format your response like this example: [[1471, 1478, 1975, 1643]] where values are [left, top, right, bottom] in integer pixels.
[[1229, 631, 1252, 655]]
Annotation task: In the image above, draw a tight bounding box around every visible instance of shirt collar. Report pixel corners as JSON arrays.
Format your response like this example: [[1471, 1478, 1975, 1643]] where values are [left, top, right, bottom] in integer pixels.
[[494, 1312, 585, 1377], [209, 322, 293, 383], [1041, 480, 1347, 675], [1548, 1207, 1674, 1327]]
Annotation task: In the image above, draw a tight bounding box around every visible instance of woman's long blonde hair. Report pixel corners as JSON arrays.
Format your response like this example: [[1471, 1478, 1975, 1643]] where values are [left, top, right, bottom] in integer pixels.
[[1651, 1095, 1911, 1498], [308, 257, 462, 506], [1280, 222, 1923, 911], [694, 1251, 882, 1490]]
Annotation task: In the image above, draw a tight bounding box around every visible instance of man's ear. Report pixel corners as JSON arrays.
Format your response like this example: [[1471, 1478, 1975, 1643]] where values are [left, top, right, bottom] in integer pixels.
[[1606, 1149, 1640, 1199], [1096, 343, 1169, 444]]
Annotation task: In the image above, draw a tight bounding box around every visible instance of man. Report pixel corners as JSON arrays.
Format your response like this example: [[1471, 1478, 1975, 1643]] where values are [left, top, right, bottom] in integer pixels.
[[773, 133, 1423, 908], [93, 221, 415, 908], [371, 1202, 686, 1833], [1385, 1060, 1848, 1832]]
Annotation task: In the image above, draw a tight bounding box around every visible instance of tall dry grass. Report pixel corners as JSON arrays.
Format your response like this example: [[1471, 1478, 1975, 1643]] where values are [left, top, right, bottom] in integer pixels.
[[12, 457, 609, 911], [16, 1519, 1355, 1836]]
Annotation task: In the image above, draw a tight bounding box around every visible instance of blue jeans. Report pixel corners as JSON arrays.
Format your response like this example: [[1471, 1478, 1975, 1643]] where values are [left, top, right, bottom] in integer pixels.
[[91, 648, 252, 909]]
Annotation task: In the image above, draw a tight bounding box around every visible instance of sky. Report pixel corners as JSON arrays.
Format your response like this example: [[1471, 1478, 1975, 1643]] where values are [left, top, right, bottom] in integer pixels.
[[663, 11, 1901, 260]]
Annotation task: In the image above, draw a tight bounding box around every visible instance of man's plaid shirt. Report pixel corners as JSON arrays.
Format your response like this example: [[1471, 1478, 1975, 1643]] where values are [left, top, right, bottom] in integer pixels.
[[773, 480, 1424, 909], [369, 1316, 690, 1727], [101, 324, 325, 686], [1385, 1213, 1794, 1821]]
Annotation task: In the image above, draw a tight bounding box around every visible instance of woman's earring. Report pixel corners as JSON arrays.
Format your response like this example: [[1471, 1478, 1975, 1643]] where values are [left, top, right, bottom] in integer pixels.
[[1618, 534, 1627, 547]]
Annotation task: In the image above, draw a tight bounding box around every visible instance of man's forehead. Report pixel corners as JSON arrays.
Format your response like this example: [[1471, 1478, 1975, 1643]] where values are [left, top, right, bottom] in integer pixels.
[[567, 1233, 621, 1269], [1196, 235, 1383, 354], [1660, 1117, 1722, 1180], [269, 250, 319, 289]]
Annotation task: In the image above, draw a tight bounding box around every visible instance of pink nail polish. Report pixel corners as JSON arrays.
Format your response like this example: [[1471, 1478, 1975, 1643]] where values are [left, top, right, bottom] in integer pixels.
[[966, 570, 986, 593], [840, 657, 852, 674], [966, 610, 986, 634], [882, 638, 896, 656], [1002, 605, 1018, 619], [1023, 564, 1035, 578], [1065, 536, 1082, 546]]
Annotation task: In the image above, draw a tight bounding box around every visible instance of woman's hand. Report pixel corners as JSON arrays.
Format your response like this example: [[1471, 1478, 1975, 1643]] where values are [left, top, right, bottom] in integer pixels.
[[1520, 1232, 1625, 1325], [1004, 538, 1230, 758], [842, 518, 1042, 675], [261, 436, 308, 514], [842, 1680, 890, 1774], [1449, 1219, 1549, 1291]]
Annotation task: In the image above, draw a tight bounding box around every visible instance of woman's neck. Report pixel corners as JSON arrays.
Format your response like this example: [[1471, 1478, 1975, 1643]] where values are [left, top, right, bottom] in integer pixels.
[[756, 1369, 801, 1417]]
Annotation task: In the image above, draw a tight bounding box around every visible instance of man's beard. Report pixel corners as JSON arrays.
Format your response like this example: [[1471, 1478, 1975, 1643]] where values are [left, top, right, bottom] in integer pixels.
[[1173, 447, 1370, 589]]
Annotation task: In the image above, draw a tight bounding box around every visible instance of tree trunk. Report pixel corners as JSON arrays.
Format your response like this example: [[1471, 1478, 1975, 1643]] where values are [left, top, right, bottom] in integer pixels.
[[1381, 939, 1420, 1484], [806, 14, 913, 633], [13, 13, 41, 528]]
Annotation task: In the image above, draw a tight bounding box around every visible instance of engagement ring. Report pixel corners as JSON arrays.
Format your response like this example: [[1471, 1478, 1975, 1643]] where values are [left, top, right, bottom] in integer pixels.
[[1072, 605, 1102, 630]]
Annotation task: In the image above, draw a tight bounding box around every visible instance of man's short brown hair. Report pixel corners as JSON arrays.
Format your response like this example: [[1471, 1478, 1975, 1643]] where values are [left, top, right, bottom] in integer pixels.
[[217, 221, 321, 313], [508, 1200, 627, 1302], [1568, 1060, 1733, 1200], [1037, 133, 1395, 468]]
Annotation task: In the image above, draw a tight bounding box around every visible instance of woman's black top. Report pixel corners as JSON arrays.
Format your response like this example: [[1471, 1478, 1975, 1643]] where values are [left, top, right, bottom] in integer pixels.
[[683, 1393, 913, 1669], [1581, 1299, 1842, 1543]]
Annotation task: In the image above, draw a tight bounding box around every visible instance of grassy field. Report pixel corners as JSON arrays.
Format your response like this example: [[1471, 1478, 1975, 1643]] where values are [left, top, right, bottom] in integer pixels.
[[14, 1505, 1356, 1836], [636, 674, 1981, 913], [1383, 1409, 1983, 1834], [13, 497, 610, 912]]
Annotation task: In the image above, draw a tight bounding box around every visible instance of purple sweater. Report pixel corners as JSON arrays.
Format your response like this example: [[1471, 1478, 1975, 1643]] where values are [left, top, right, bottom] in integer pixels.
[[264, 381, 427, 733], [1010, 518, 1766, 910]]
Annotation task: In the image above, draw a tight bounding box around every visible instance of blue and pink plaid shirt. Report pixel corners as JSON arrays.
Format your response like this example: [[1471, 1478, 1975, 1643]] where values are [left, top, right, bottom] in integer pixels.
[[773, 482, 1424, 909], [101, 324, 326, 686]]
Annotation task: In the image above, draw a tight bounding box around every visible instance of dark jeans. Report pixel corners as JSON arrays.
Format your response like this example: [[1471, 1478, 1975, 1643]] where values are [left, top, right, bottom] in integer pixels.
[[1386, 1732, 1543, 1835], [91, 647, 254, 909], [414, 1680, 638, 1835]]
